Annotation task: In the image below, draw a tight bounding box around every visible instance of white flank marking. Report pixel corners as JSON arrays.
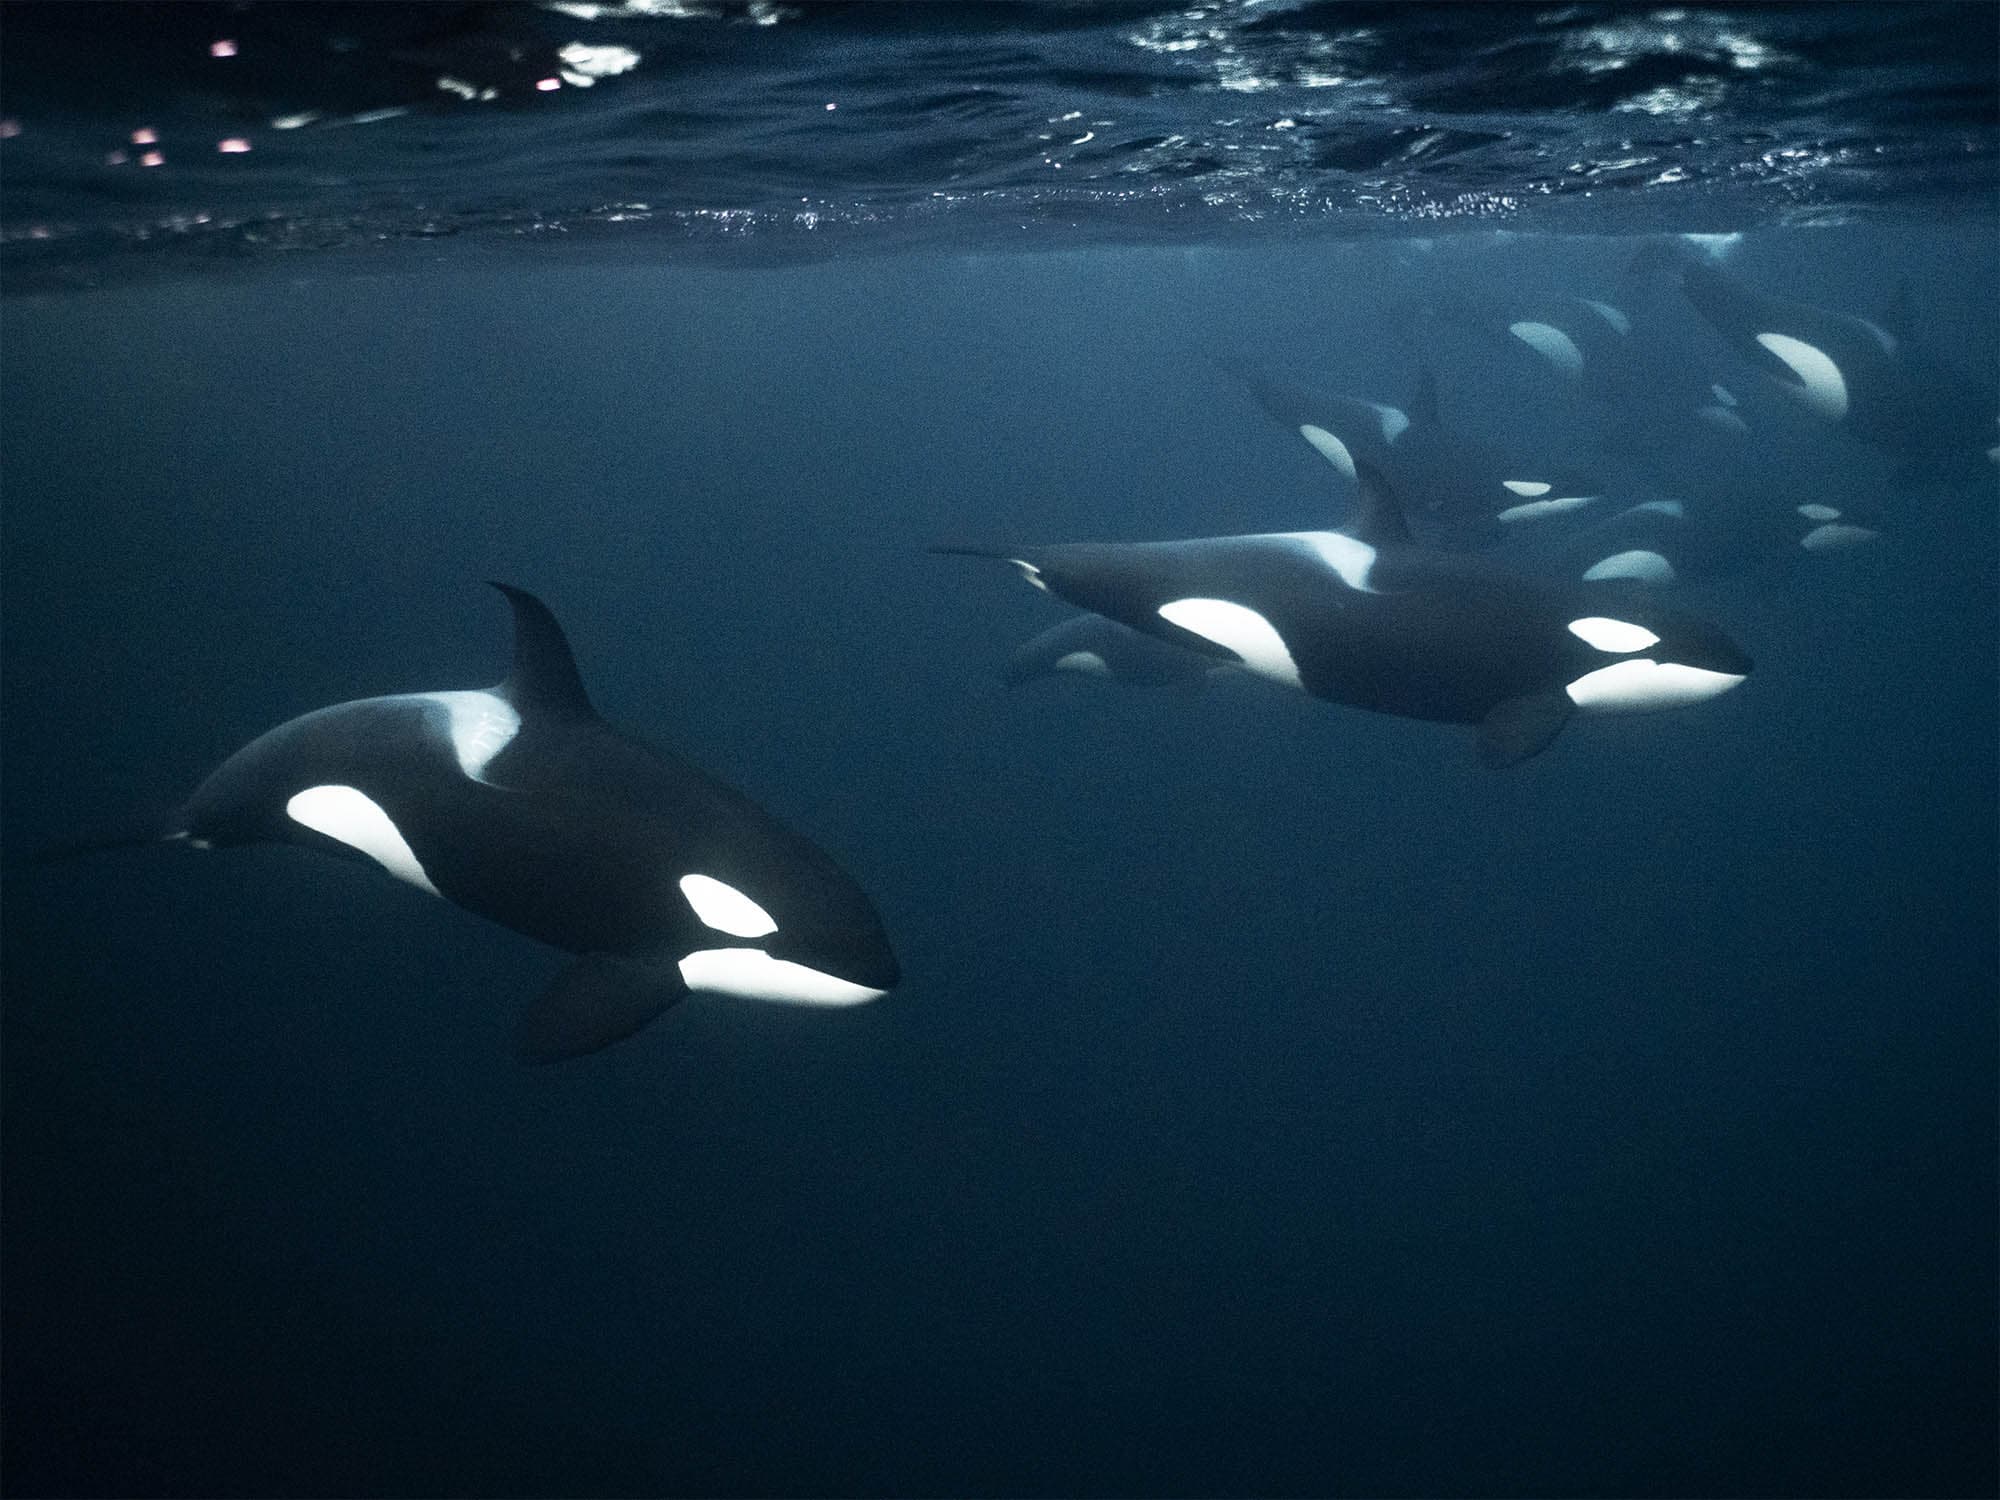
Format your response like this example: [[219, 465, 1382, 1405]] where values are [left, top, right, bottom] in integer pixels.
[[423, 690, 521, 780], [1710, 382, 1738, 406], [1697, 405, 1751, 436], [1298, 423, 1357, 480], [678, 874, 778, 938], [1157, 598, 1301, 688], [1052, 650, 1112, 676], [1508, 320, 1585, 376], [1502, 479, 1552, 497], [677, 948, 886, 1007], [1564, 660, 1747, 713], [285, 784, 440, 896], [1286, 531, 1378, 591], [1568, 616, 1662, 653], [1369, 403, 1411, 443], [1681, 232, 1742, 262], [1497, 495, 1597, 524], [1583, 550, 1677, 584], [1580, 298, 1632, 334], [1754, 332, 1849, 422], [1799, 522, 1880, 552]]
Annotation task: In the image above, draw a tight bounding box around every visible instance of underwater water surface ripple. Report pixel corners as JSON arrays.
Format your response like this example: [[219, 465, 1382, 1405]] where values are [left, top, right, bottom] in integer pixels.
[[1, 0, 1997, 291]]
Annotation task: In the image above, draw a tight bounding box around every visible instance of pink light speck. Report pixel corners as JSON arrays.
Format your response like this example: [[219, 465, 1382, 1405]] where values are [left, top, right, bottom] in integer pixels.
[[140, 150, 165, 167], [536, 77, 561, 91], [132, 127, 159, 145], [218, 138, 252, 153], [210, 39, 238, 58]]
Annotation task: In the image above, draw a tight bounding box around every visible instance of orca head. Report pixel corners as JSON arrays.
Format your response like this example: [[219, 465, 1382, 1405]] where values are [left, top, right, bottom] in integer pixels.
[[672, 866, 900, 1008], [1557, 602, 1752, 714]]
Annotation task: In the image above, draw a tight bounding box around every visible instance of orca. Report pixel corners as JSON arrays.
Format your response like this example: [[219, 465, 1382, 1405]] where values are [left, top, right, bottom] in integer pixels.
[[1671, 259, 1997, 475], [936, 464, 1751, 767], [1563, 493, 1885, 583], [36, 584, 900, 1062], [1227, 360, 1604, 547], [1418, 286, 1759, 495], [1218, 357, 1410, 486], [1002, 613, 1219, 689]]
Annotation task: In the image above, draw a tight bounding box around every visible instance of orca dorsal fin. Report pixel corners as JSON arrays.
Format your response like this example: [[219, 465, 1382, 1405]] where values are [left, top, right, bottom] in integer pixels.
[[1347, 460, 1413, 548], [489, 582, 595, 720], [1409, 364, 1442, 427]]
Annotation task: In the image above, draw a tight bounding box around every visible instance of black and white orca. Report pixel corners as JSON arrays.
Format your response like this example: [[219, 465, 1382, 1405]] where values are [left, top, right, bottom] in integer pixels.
[[1564, 494, 1884, 585], [1002, 613, 1219, 689], [1419, 286, 1761, 497], [37, 584, 900, 1062], [937, 465, 1751, 767], [1671, 259, 1998, 477], [1228, 361, 1606, 546]]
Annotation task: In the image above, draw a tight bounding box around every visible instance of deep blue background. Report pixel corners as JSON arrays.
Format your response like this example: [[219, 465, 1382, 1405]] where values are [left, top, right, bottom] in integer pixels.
[[4, 226, 1996, 1497]]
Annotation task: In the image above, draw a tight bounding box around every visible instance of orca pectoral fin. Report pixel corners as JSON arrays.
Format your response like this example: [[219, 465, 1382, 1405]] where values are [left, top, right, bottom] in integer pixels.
[[1478, 692, 1573, 768], [515, 954, 686, 1064]]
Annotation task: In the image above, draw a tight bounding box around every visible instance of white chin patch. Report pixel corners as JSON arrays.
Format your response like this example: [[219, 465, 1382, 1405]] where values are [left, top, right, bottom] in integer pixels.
[[1754, 332, 1849, 422], [285, 784, 440, 896], [678, 873, 778, 938], [677, 948, 886, 1007], [1583, 550, 1678, 584], [1567, 616, 1661, 653], [1710, 383, 1739, 406], [423, 690, 522, 780], [1157, 597, 1302, 688], [1497, 495, 1597, 524], [1800, 522, 1880, 552], [1052, 650, 1112, 676], [1508, 320, 1584, 377], [1796, 503, 1841, 522], [1286, 530, 1378, 592], [1696, 405, 1751, 436], [1565, 659, 1746, 713], [1579, 298, 1632, 335], [1502, 479, 1552, 497], [1297, 423, 1357, 480]]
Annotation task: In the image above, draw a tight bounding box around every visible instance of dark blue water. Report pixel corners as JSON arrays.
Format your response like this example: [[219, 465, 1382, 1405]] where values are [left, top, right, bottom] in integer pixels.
[[3, 6, 1996, 1499]]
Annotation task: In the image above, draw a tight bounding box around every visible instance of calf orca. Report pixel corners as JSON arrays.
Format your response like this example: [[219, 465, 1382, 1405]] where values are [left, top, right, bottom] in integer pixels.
[[1670, 260, 1997, 476], [37, 584, 900, 1061], [936, 465, 1750, 767], [1003, 614, 1218, 689]]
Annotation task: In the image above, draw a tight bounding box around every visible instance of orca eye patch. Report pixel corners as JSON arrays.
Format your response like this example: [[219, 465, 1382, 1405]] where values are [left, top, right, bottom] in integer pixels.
[[679, 874, 778, 938], [1567, 617, 1660, 653]]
